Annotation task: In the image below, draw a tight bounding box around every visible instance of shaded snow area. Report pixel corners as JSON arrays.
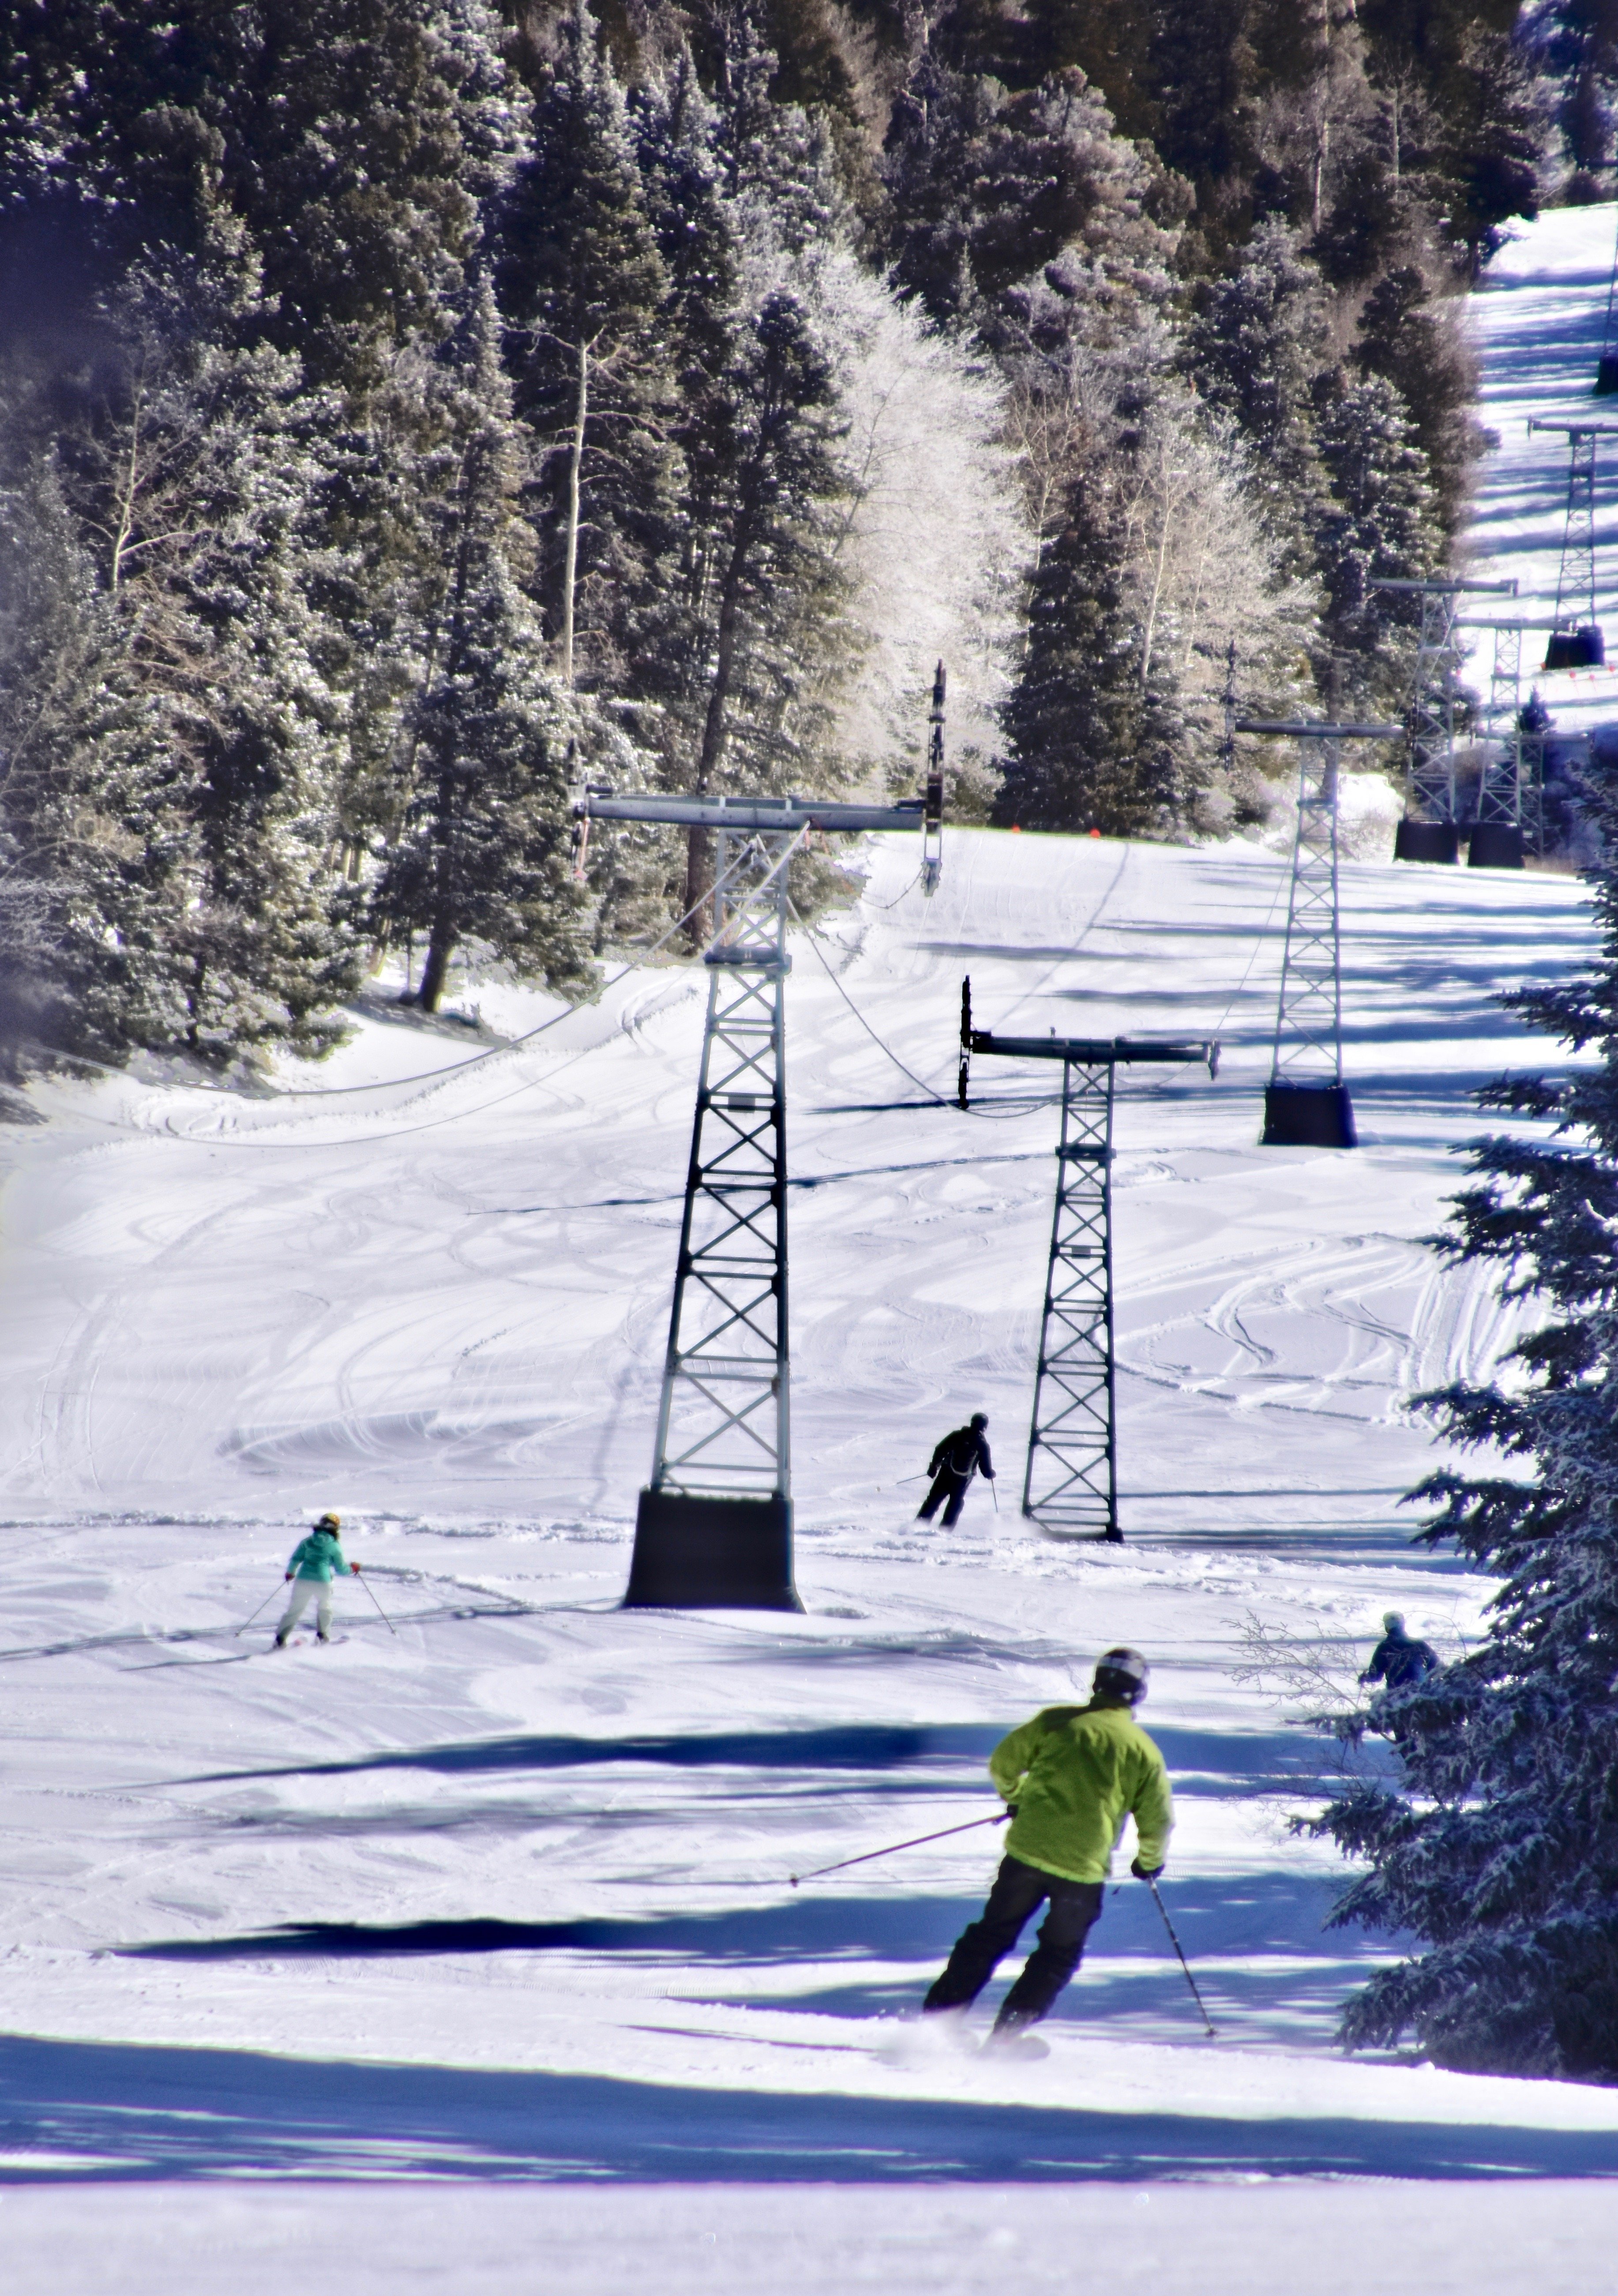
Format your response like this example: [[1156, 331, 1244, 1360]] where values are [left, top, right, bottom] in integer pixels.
[[4, 830, 1618, 2287], [1468, 201, 1618, 735]]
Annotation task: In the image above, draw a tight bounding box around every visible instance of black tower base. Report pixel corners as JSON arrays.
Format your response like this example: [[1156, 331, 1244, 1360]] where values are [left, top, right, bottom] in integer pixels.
[[1394, 818, 1460, 864], [1597, 353, 1618, 398], [623, 1488, 803, 1611], [1261, 1081, 1358, 1148], [1468, 822, 1525, 870]]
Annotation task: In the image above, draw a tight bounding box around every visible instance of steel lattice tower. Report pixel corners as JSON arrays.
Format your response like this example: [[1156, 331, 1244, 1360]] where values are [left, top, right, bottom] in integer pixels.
[[578, 772, 943, 1608], [1374, 578, 1513, 860], [650, 824, 796, 1511], [1526, 421, 1618, 667], [958, 994, 1215, 1542], [1239, 718, 1400, 1146]]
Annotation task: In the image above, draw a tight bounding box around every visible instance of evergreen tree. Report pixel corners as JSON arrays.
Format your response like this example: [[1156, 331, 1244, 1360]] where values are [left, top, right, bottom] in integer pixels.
[[371, 284, 589, 1013], [498, 4, 676, 689], [1, 254, 359, 1065], [1355, 264, 1479, 537], [994, 452, 1186, 836], [1311, 371, 1440, 708], [1187, 219, 1333, 580], [1310, 780, 1618, 2076]]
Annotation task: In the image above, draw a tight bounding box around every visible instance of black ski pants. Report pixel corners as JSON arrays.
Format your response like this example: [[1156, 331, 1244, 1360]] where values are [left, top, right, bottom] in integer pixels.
[[923, 1853, 1104, 2027], [918, 1467, 972, 1526]]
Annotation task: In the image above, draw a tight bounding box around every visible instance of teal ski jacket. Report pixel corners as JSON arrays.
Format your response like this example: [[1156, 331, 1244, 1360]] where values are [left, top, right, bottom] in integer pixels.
[[287, 1528, 347, 1582]]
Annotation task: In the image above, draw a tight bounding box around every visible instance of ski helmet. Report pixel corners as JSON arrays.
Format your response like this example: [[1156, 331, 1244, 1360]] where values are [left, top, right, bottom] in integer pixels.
[[970, 1412, 988, 1429], [1094, 1646, 1149, 1702], [316, 1512, 342, 1533], [1383, 1611, 1404, 1633]]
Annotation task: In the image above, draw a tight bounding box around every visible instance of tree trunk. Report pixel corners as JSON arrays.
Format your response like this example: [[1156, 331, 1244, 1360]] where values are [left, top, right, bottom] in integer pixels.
[[417, 920, 457, 1013], [562, 337, 588, 688], [683, 506, 757, 944]]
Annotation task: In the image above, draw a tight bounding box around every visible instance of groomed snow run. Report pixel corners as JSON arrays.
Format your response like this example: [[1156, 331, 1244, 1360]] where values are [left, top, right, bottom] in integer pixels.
[[1468, 199, 1618, 733], [3, 828, 1617, 2288]]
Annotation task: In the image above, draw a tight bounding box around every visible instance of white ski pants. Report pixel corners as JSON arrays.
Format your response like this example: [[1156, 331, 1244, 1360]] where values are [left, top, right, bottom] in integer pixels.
[[276, 1579, 334, 1641]]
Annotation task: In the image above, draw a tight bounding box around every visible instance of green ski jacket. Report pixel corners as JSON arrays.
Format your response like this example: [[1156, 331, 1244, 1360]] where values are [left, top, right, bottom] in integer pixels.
[[988, 1699, 1174, 1886], [287, 1529, 347, 1582]]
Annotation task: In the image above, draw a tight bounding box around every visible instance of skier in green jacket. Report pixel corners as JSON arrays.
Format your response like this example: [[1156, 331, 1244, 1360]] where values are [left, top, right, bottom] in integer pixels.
[[273, 1513, 360, 1647], [922, 1646, 1174, 2053]]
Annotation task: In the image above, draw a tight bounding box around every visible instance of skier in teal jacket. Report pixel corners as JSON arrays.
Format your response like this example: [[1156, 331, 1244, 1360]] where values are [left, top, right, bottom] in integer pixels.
[[923, 1646, 1174, 2052], [274, 1513, 360, 1646]]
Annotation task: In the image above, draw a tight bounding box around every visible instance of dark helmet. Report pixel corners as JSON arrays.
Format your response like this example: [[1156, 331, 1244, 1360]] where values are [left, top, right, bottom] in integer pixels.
[[1094, 1646, 1149, 1703], [315, 1512, 342, 1533], [969, 1412, 988, 1429]]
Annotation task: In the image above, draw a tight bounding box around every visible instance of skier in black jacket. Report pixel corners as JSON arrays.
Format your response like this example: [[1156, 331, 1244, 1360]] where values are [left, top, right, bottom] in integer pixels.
[[917, 1413, 995, 1527], [1360, 1612, 1439, 1691]]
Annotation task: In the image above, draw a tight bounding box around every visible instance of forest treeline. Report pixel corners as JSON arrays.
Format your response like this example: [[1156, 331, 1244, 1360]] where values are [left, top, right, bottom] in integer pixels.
[[0, 1, 1606, 1066]]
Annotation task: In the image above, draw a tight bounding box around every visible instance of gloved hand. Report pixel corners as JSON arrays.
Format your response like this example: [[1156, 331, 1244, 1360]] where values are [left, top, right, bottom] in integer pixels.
[[1130, 1857, 1164, 1881], [351, 1562, 361, 1574], [285, 1573, 293, 1582]]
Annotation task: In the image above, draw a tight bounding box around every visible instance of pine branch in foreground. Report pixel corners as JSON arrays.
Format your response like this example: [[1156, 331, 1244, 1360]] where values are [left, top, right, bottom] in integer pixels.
[[1307, 769, 1618, 2081]]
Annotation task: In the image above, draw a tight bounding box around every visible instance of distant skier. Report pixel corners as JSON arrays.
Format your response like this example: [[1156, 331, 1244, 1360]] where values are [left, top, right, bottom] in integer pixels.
[[921, 1646, 1174, 2056], [273, 1512, 360, 1647], [1359, 1611, 1439, 1691], [917, 1412, 995, 1526]]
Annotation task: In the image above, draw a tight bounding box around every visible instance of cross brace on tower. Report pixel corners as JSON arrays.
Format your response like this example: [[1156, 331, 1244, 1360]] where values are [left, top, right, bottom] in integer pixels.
[[578, 743, 944, 1609], [957, 985, 1216, 1542], [1237, 718, 1400, 1147]]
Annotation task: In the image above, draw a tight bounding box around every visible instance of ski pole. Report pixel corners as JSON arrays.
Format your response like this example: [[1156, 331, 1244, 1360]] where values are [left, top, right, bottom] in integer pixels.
[[353, 1567, 398, 1638], [990, 1479, 1000, 1514], [234, 1583, 284, 1637], [790, 1810, 1009, 1887], [1146, 1875, 1216, 2037]]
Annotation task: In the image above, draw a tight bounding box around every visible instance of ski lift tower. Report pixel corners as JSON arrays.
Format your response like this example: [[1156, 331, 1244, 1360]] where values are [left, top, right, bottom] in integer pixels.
[[957, 990, 1217, 1542], [1237, 716, 1401, 1148], [580, 750, 945, 1611], [1527, 419, 1618, 671], [1456, 615, 1557, 867], [1374, 578, 1516, 864]]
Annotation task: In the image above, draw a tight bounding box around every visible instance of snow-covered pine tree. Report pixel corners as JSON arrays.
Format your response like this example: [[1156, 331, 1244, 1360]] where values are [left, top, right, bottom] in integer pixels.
[[498, 4, 676, 692], [371, 282, 589, 1014], [1, 252, 359, 1066], [1187, 219, 1334, 584], [1311, 369, 1441, 715], [994, 450, 1185, 836], [1311, 770, 1618, 2078]]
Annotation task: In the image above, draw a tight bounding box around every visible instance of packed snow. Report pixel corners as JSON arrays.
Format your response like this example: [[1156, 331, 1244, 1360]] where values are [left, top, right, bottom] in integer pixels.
[[4, 825, 1618, 2288], [1468, 199, 1618, 733]]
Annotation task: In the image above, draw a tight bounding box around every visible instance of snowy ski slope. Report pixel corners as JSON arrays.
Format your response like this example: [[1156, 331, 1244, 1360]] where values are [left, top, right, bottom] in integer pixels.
[[1468, 200, 1618, 732], [3, 828, 1618, 2290]]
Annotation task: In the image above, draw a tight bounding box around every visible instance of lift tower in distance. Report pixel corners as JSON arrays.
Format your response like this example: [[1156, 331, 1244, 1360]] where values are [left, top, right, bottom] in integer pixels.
[[579, 749, 945, 1611], [1238, 717, 1401, 1149], [1373, 577, 1515, 864], [1457, 613, 1556, 867], [1527, 418, 1618, 670], [957, 989, 1217, 1543]]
